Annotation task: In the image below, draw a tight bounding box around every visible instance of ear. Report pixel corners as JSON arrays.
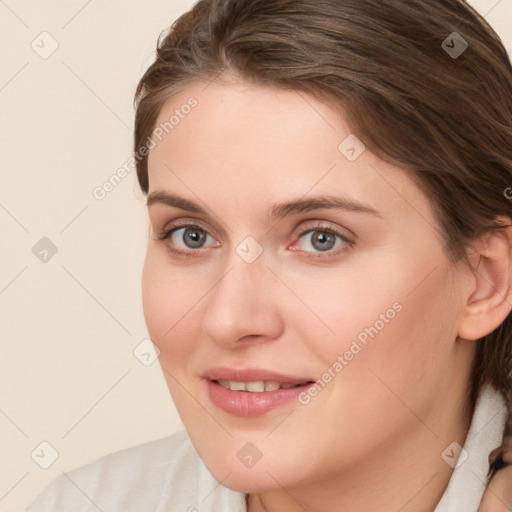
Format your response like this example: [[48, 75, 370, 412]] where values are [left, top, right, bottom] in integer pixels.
[[457, 219, 512, 341]]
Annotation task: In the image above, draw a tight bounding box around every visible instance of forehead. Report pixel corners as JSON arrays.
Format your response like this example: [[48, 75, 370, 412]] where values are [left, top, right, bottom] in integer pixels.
[[150, 80, 343, 173], [146, 80, 436, 230]]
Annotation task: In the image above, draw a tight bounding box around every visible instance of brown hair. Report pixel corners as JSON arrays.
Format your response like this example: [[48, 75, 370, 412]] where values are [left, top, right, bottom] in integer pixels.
[[133, 0, 512, 483]]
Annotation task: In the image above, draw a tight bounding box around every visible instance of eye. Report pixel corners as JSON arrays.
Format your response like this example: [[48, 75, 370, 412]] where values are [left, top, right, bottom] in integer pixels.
[[155, 221, 220, 255], [290, 224, 355, 258], [155, 220, 354, 259]]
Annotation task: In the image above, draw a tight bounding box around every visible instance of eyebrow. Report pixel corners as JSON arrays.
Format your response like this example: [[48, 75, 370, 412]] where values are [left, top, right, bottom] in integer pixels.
[[146, 191, 382, 219]]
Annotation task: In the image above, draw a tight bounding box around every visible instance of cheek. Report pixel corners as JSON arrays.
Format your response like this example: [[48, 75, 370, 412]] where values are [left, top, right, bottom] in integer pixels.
[[368, 274, 458, 415], [275, 262, 461, 470], [141, 249, 203, 363], [287, 254, 460, 405]]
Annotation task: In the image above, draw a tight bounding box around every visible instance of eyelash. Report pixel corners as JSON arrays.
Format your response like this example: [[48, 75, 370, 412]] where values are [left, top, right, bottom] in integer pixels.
[[155, 220, 356, 260]]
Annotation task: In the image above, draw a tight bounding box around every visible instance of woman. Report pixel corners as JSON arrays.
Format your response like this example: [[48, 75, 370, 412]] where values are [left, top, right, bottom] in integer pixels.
[[27, 0, 512, 510]]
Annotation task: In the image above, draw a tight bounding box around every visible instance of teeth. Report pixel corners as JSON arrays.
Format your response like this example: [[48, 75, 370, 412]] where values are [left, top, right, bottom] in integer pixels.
[[229, 381, 246, 391], [264, 380, 281, 391], [217, 379, 230, 389], [246, 381, 265, 392], [216, 380, 300, 392]]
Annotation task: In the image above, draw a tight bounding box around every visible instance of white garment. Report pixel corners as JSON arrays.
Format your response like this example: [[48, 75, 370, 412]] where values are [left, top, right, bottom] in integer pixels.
[[26, 384, 507, 512]]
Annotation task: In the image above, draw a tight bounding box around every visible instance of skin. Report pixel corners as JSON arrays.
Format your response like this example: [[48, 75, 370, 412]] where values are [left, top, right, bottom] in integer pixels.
[[479, 466, 512, 512], [142, 78, 511, 512]]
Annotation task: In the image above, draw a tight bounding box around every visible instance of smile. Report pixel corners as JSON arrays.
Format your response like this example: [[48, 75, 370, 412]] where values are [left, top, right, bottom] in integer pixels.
[[215, 380, 303, 392]]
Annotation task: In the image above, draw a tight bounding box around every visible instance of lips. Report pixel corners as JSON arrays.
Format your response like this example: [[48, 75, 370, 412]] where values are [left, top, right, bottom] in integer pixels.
[[202, 367, 316, 416], [202, 367, 313, 385]]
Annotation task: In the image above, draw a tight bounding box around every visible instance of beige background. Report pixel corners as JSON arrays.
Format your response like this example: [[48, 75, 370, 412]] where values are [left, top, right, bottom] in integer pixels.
[[0, 0, 510, 509]]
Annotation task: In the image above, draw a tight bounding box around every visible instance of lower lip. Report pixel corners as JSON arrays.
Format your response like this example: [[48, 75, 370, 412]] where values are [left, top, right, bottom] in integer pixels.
[[206, 380, 314, 417]]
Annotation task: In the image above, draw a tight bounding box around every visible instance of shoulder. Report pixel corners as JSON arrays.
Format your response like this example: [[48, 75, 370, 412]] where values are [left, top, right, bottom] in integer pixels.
[[26, 429, 247, 511]]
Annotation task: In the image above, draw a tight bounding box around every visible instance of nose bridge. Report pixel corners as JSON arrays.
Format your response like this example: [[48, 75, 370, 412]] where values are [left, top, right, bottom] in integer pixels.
[[202, 247, 282, 344]]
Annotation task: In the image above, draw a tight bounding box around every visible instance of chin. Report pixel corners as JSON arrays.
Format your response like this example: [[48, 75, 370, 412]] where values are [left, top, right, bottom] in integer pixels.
[[197, 446, 302, 494], [218, 466, 291, 494]]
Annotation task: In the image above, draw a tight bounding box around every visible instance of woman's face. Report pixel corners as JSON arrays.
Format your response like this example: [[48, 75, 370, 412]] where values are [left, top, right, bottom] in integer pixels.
[[142, 79, 474, 494]]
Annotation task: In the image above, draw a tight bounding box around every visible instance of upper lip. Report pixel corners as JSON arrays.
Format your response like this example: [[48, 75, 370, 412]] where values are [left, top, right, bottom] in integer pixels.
[[202, 367, 314, 384]]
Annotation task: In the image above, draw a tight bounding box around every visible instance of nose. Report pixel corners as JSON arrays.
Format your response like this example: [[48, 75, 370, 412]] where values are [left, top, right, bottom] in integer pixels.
[[202, 255, 284, 348]]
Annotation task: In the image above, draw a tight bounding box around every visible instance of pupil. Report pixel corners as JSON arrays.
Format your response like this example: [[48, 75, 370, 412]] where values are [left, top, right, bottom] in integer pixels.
[[184, 228, 206, 248], [312, 231, 335, 251]]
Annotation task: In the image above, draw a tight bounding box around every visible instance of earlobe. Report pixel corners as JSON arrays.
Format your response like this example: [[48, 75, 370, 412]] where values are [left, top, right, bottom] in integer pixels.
[[457, 223, 512, 341]]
